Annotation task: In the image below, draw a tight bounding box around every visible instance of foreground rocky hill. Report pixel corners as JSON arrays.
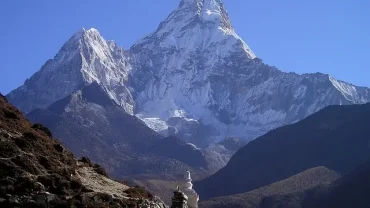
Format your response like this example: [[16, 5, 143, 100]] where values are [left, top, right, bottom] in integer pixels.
[[0, 93, 166, 207], [195, 103, 370, 199]]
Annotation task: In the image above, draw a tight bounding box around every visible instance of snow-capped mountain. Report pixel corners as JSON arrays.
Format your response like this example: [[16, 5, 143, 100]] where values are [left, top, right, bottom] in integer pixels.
[[7, 0, 370, 147], [129, 0, 370, 144], [7, 28, 134, 114]]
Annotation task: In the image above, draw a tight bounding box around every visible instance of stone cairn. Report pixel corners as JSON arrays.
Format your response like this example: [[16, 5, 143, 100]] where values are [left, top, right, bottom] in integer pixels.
[[171, 186, 189, 208]]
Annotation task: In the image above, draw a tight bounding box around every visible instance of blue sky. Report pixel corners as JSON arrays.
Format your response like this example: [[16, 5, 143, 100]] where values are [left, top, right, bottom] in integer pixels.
[[1, 0, 369, 94]]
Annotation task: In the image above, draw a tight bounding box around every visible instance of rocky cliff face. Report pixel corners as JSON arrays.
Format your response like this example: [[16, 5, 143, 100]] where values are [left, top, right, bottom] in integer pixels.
[[7, 0, 370, 147]]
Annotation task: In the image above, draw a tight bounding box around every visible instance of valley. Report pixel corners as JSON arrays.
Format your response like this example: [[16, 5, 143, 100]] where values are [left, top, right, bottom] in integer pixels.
[[2, 0, 370, 207]]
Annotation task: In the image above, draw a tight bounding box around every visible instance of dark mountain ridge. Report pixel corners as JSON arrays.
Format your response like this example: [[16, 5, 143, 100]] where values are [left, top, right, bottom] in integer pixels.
[[27, 83, 224, 178], [259, 160, 370, 208], [200, 160, 370, 208], [195, 102, 370, 199], [199, 166, 341, 208]]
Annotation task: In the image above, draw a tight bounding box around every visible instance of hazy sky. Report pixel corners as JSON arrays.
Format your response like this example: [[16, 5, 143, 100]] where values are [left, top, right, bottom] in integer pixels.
[[1, 0, 369, 94]]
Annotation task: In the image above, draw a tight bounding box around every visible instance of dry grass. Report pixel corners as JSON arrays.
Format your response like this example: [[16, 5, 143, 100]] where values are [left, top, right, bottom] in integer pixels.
[[200, 167, 340, 208]]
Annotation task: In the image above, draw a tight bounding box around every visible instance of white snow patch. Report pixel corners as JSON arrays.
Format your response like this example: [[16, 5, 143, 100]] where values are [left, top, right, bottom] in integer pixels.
[[329, 76, 358, 101], [136, 116, 169, 132], [187, 143, 201, 150]]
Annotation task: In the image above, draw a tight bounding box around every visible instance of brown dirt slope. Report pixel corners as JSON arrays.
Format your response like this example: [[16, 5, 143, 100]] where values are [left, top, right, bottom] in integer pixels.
[[0, 93, 166, 208]]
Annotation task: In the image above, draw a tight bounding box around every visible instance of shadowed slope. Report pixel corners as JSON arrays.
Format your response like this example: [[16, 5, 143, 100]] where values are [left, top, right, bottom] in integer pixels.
[[199, 167, 340, 208], [195, 103, 370, 199]]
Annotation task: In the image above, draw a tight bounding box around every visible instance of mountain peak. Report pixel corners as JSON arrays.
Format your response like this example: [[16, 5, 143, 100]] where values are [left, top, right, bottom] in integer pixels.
[[54, 27, 106, 68], [70, 27, 102, 42], [133, 0, 255, 59], [179, 0, 232, 30], [7, 26, 134, 114]]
